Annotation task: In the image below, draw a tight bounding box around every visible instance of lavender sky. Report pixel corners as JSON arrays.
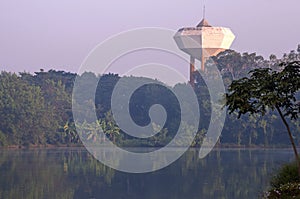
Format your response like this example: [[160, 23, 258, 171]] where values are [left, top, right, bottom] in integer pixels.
[[0, 0, 299, 73]]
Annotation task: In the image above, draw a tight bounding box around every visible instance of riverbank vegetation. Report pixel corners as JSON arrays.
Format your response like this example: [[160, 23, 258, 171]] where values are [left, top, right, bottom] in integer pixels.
[[0, 46, 299, 148], [263, 161, 300, 198]]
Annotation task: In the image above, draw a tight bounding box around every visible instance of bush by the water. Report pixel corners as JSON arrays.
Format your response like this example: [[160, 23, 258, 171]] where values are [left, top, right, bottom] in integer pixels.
[[271, 162, 300, 189], [264, 182, 300, 198], [263, 162, 300, 198]]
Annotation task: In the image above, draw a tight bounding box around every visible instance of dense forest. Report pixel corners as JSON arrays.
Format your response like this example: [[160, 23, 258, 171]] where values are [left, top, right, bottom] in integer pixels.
[[0, 46, 300, 148]]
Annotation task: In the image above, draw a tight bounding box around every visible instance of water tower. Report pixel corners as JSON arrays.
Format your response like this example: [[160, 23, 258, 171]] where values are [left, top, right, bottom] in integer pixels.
[[174, 17, 235, 86]]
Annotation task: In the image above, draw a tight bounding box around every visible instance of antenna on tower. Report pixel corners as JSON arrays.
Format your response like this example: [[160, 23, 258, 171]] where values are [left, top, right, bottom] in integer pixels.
[[203, 5, 206, 19]]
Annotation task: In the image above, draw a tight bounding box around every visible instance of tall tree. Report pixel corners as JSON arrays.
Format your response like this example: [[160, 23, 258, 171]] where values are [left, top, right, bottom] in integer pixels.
[[226, 61, 300, 175]]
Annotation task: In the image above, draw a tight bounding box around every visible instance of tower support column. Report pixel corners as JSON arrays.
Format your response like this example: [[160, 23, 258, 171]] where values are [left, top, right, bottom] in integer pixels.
[[201, 50, 205, 71], [190, 56, 195, 87]]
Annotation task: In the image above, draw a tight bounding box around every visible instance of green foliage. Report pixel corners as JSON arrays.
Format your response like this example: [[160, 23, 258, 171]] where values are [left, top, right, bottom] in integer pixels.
[[0, 72, 52, 146], [62, 121, 80, 144], [0, 71, 73, 147], [226, 61, 300, 119], [264, 182, 300, 199], [1, 46, 300, 147], [226, 60, 300, 161], [265, 158, 300, 198], [270, 162, 300, 189]]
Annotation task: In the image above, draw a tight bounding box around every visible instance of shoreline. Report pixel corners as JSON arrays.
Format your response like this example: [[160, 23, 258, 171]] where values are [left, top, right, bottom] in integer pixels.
[[0, 144, 296, 150]]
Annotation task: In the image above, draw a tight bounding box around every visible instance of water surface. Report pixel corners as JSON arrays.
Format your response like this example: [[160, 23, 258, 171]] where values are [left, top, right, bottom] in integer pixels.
[[0, 148, 294, 199]]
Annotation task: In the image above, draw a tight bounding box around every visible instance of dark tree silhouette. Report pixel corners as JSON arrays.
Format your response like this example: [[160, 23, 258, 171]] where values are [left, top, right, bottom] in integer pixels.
[[226, 61, 300, 175]]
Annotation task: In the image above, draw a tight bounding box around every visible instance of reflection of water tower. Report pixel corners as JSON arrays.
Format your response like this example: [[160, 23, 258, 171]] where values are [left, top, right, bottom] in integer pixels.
[[174, 17, 235, 86]]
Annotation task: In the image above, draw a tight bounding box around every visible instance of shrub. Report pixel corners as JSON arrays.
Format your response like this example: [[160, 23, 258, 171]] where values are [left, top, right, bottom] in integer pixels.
[[263, 162, 300, 198], [271, 162, 300, 189], [263, 182, 300, 199]]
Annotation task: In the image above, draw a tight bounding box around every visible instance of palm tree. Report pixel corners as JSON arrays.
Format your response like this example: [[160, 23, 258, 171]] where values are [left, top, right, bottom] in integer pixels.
[[63, 121, 79, 144], [100, 119, 120, 144]]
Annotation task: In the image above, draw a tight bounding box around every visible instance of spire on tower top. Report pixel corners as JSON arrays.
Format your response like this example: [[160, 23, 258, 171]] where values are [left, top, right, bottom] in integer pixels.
[[197, 18, 211, 27], [197, 4, 211, 27]]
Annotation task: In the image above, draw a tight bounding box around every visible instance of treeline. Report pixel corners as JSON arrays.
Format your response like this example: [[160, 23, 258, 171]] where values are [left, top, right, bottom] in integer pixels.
[[0, 46, 300, 147], [0, 70, 75, 146]]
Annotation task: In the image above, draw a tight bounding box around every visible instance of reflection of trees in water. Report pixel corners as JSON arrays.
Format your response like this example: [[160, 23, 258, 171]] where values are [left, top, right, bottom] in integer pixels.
[[0, 150, 74, 198], [0, 149, 294, 199], [168, 149, 271, 199], [0, 149, 115, 199]]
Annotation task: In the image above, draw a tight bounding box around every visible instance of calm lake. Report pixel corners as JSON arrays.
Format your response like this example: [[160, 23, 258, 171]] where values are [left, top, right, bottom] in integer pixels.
[[0, 148, 295, 199]]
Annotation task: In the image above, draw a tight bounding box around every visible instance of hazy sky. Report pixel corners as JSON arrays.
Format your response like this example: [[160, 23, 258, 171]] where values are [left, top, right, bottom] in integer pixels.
[[1, 0, 300, 73]]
